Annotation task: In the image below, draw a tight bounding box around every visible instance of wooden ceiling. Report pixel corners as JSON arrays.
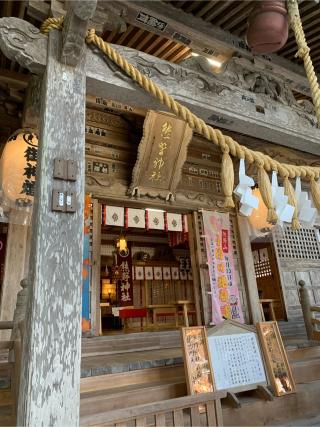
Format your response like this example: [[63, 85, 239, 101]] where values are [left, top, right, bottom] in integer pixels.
[[165, 0, 320, 70]]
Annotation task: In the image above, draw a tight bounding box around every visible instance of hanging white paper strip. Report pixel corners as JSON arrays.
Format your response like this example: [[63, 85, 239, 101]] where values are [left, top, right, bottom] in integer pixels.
[[148, 210, 165, 230], [127, 208, 146, 229], [171, 267, 179, 280], [145, 266, 154, 280], [135, 266, 144, 280], [272, 171, 294, 223], [163, 266, 171, 280], [153, 266, 163, 280], [295, 177, 317, 226], [167, 213, 183, 232], [106, 206, 124, 226], [234, 159, 258, 217], [179, 270, 188, 280]]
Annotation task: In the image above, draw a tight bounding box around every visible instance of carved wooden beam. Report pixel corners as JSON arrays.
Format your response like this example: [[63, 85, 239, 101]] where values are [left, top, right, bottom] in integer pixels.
[[1, 17, 320, 155], [108, 0, 317, 98], [61, 0, 97, 66]]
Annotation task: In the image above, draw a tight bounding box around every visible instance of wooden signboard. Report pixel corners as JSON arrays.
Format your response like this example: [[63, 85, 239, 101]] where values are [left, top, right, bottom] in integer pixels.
[[257, 321, 296, 396], [181, 326, 215, 395], [129, 110, 193, 200], [207, 320, 267, 393]]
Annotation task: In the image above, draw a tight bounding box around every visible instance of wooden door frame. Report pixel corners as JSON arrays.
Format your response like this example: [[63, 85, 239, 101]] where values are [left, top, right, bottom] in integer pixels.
[[251, 240, 287, 321], [91, 198, 102, 336]]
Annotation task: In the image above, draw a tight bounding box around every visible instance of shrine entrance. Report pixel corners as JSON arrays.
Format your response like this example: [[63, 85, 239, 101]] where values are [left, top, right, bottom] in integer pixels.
[[97, 204, 199, 335], [251, 241, 287, 321]]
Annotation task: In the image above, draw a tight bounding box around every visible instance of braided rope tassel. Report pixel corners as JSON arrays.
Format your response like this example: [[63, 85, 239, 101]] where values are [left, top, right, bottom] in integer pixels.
[[287, 0, 320, 126], [283, 176, 301, 230]]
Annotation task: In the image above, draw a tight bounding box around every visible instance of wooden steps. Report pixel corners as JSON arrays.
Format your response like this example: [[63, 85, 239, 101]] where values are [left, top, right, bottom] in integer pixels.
[[81, 347, 183, 378], [222, 381, 320, 426], [81, 364, 185, 393], [82, 330, 181, 358], [287, 346, 320, 384], [80, 365, 186, 416]]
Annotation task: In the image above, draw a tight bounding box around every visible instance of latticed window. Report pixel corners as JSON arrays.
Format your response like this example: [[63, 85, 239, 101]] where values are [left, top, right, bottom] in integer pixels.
[[252, 249, 272, 278], [273, 226, 320, 260]]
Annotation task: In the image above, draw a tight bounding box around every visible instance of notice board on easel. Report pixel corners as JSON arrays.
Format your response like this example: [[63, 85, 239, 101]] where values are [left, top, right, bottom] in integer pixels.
[[257, 321, 296, 396], [181, 326, 215, 394], [206, 320, 267, 393]]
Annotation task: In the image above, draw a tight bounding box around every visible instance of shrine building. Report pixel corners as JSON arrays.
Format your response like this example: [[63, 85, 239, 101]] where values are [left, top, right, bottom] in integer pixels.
[[0, 0, 320, 426]]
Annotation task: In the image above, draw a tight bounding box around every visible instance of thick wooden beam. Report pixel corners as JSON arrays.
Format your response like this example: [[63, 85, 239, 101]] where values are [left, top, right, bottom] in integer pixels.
[[110, 0, 316, 97], [236, 215, 262, 324], [0, 18, 320, 155], [17, 28, 86, 425], [28, 0, 318, 97], [61, 0, 97, 66]]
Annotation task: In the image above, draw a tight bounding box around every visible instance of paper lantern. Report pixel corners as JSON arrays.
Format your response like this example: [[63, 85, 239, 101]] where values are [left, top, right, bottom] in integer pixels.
[[0, 131, 38, 208], [248, 188, 273, 232], [116, 234, 128, 257], [246, 0, 288, 54]]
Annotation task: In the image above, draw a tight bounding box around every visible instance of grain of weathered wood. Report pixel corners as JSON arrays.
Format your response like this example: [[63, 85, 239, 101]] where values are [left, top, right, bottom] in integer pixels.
[[173, 409, 184, 426], [155, 413, 166, 426], [0, 224, 28, 341], [187, 214, 203, 326], [237, 215, 262, 323], [61, 0, 97, 66], [17, 29, 86, 426], [190, 406, 200, 426], [135, 416, 147, 427], [205, 401, 218, 426]]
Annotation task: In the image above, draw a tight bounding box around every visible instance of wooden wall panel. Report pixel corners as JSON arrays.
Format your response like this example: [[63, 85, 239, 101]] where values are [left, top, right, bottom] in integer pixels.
[[272, 226, 320, 322]]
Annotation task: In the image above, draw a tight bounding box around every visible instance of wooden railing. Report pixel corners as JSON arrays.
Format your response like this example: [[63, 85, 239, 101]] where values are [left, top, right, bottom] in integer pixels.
[[0, 279, 28, 415], [81, 390, 226, 427], [299, 280, 320, 340], [310, 305, 320, 340]]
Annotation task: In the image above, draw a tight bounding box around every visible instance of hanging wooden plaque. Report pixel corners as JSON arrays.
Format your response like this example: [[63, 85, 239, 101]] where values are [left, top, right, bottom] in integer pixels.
[[257, 321, 296, 396], [129, 110, 192, 200], [181, 326, 215, 395]]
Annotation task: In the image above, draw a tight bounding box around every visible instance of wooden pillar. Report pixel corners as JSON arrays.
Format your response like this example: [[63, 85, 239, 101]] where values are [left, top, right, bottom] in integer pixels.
[[0, 223, 28, 340], [17, 28, 86, 426], [188, 212, 208, 325], [298, 280, 313, 340], [91, 199, 101, 336], [236, 215, 262, 324]]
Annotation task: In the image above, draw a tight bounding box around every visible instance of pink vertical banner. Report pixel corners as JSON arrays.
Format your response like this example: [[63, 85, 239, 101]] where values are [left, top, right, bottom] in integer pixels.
[[202, 210, 244, 325]]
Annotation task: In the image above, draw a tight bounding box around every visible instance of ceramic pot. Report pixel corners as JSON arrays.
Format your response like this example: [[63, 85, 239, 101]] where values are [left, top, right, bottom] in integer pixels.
[[246, 0, 288, 54]]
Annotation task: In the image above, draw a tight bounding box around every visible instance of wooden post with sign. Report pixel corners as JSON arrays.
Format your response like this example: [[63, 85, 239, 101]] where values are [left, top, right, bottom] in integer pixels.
[[17, 26, 88, 426]]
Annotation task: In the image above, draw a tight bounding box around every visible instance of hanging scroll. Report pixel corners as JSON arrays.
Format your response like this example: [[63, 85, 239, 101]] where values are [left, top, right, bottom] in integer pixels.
[[202, 210, 244, 324], [117, 242, 134, 306], [82, 194, 92, 333], [129, 110, 192, 200], [257, 321, 296, 396], [181, 326, 215, 395]]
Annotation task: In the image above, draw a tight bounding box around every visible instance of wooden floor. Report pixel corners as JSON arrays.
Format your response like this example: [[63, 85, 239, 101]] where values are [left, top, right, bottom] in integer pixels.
[[2, 330, 320, 427]]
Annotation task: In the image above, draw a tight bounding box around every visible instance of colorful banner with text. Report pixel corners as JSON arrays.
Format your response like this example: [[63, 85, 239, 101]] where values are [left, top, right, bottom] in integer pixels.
[[202, 210, 244, 325]]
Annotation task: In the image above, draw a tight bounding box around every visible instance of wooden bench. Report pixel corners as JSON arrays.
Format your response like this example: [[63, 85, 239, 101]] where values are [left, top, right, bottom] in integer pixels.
[[81, 390, 226, 426]]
